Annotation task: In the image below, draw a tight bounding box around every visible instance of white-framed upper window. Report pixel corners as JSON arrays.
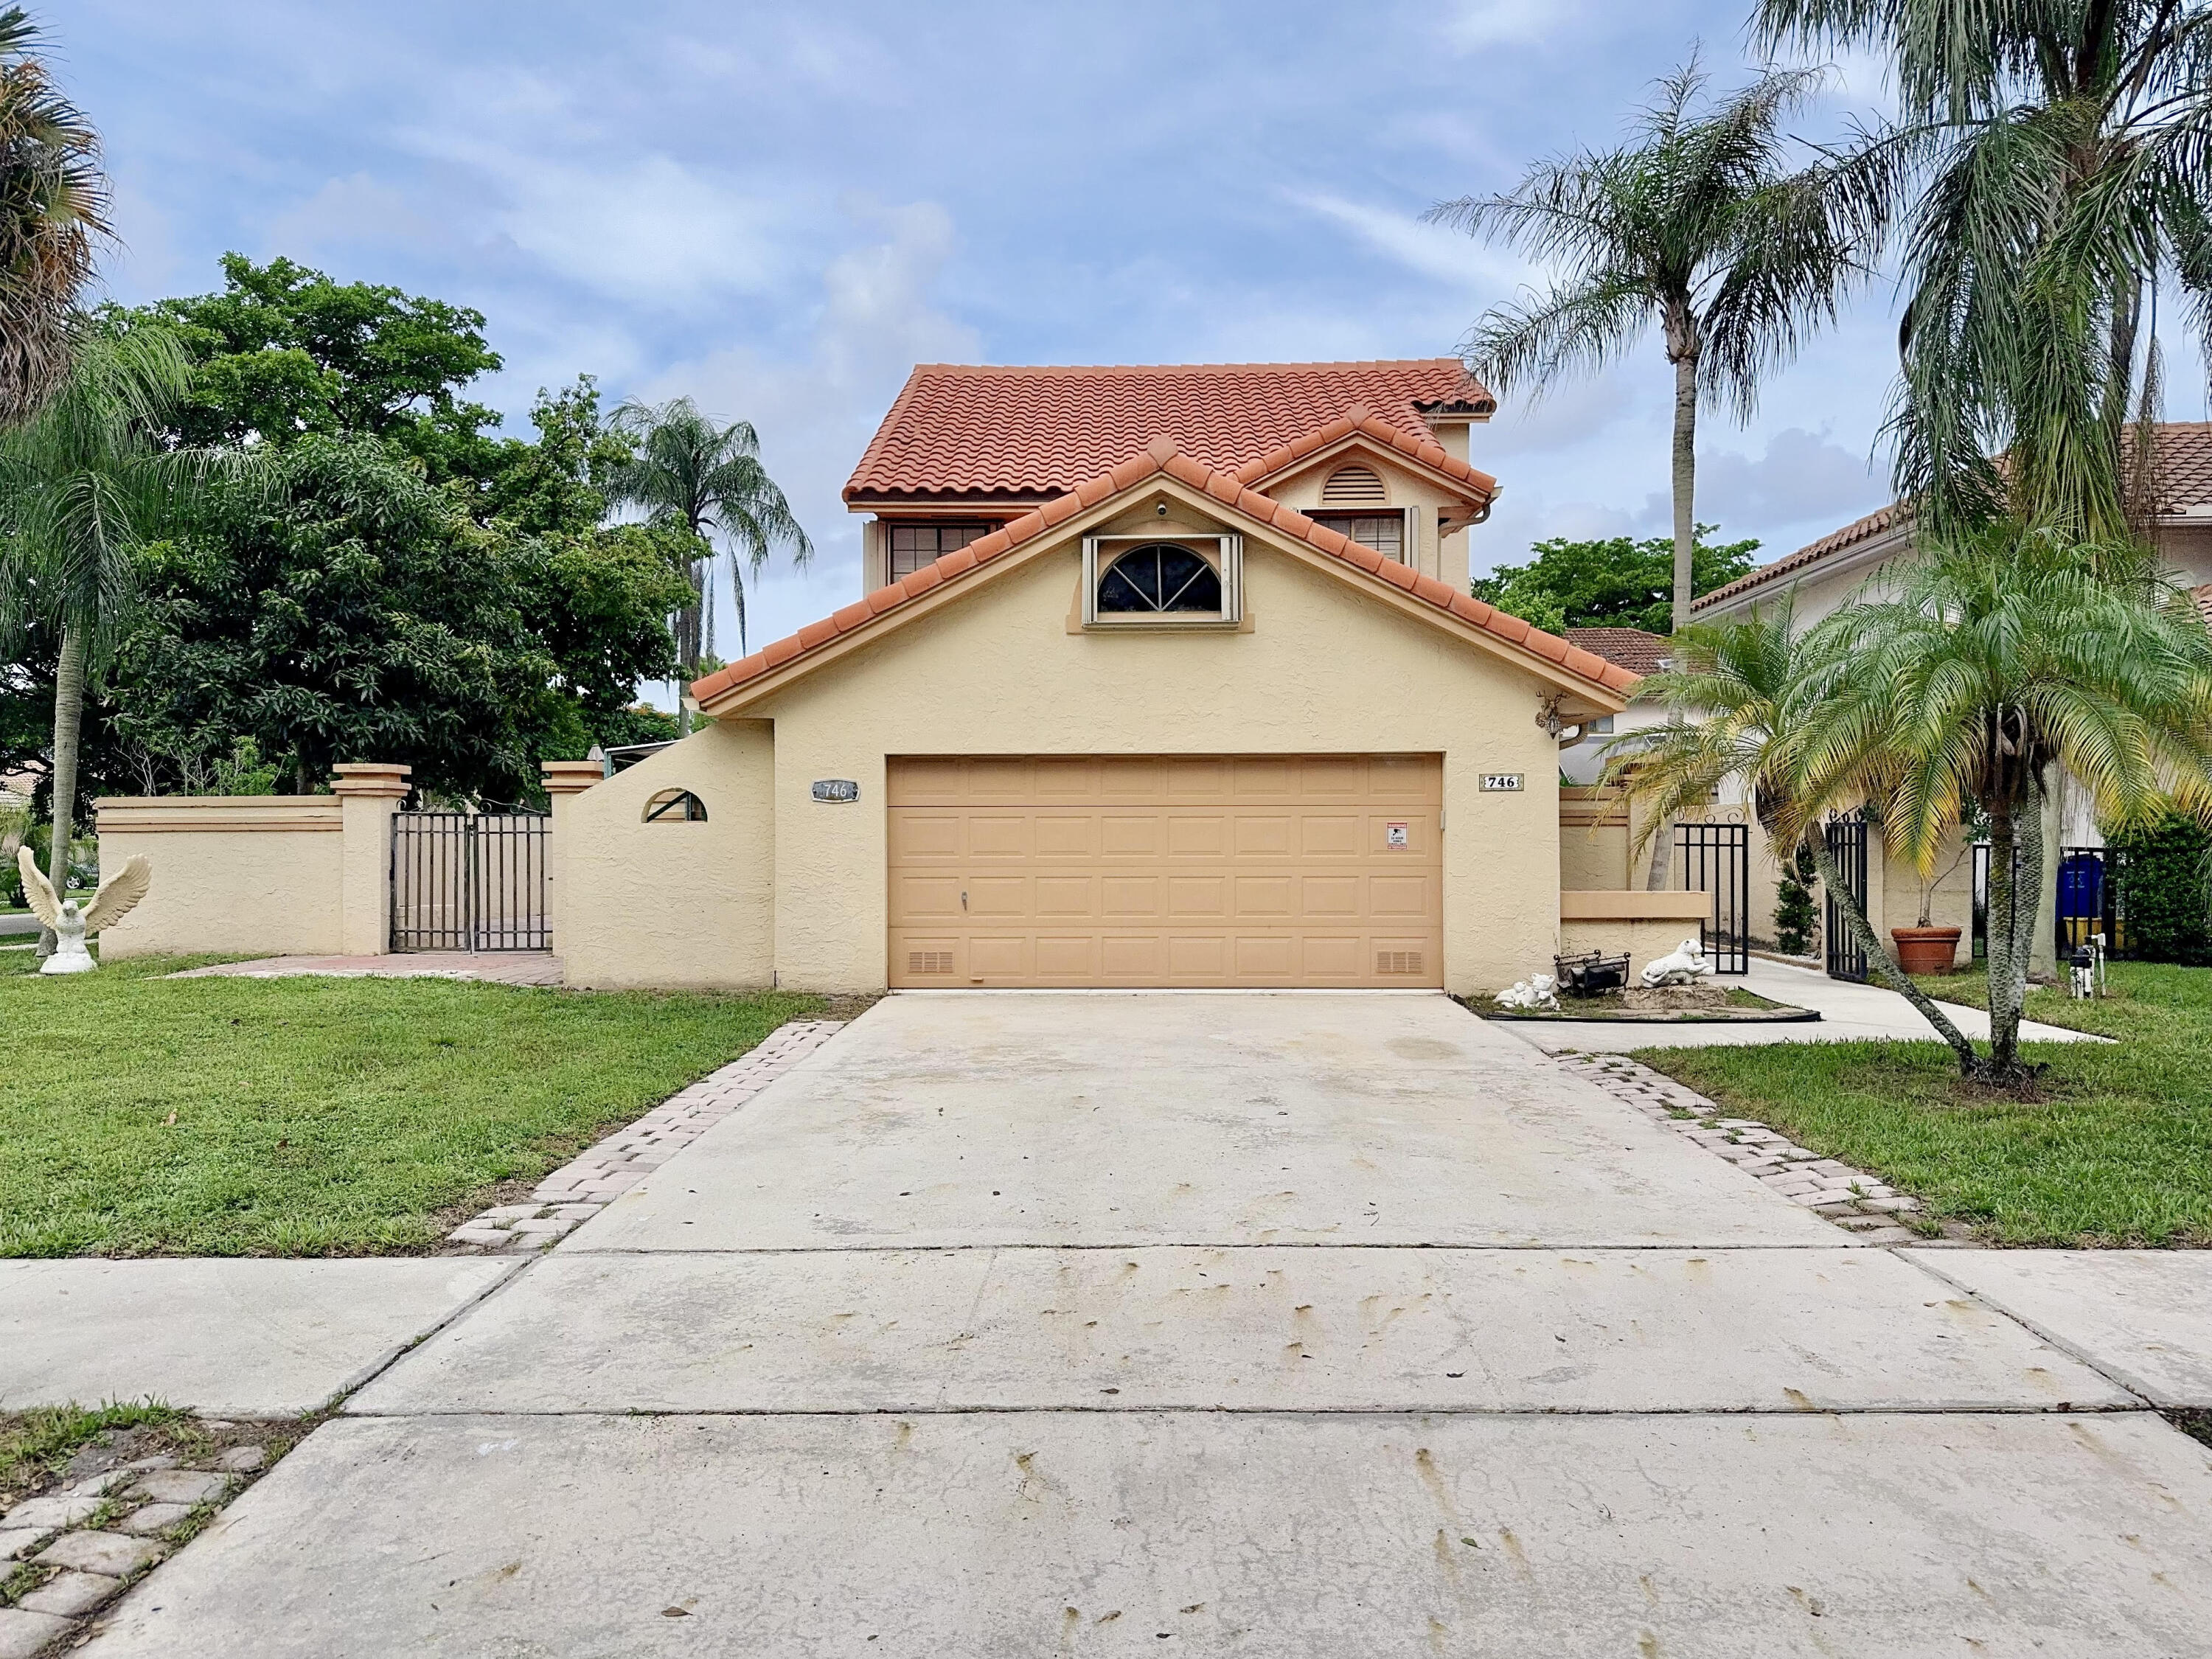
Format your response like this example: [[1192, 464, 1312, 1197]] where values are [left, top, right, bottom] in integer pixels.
[[1310, 510, 1411, 563], [1081, 535, 1242, 627]]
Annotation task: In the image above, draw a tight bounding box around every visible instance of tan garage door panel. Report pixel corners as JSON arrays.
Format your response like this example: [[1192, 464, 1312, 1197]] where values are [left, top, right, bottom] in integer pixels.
[[887, 755, 1441, 988]]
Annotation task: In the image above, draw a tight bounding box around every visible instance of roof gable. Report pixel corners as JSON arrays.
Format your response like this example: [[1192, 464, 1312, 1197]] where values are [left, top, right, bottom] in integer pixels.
[[696, 434, 1635, 716], [843, 360, 1492, 504]]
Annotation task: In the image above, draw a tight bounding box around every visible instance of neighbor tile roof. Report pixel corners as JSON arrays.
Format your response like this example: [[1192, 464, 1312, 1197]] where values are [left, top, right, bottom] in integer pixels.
[[2149, 422, 2212, 515], [844, 360, 1494, 502], [1691, 504, 1907, 613], [1563, 627, 1669, 677], [1694, 424, 2212, 615], [698, 428, 1634, 709]]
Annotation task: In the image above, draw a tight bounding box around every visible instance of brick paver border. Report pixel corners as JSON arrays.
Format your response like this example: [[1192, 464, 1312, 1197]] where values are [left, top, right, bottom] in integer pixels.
[[1558, 1051, 1934, 1247], [445, 1019, 846, 1253]]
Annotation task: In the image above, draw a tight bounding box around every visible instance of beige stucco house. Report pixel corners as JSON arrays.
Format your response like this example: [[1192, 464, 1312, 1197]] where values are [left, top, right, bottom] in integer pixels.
[[548, 361, 1659, 995]]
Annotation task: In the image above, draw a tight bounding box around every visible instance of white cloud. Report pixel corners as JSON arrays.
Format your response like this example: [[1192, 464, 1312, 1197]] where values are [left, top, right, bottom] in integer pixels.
[[1287, 189, 1528, 293], [1442, 0, 1582, 49], [1669, 426, 1882, 542], [640, 200, 981, 658]]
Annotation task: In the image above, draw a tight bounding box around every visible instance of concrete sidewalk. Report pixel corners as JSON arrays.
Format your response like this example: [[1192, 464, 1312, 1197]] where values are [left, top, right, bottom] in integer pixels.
[[0, 1259, 515, 1418], [1501, 953, 2109, 1051], [165, 951, 564, 986], [63, 994, 2212, 1657]]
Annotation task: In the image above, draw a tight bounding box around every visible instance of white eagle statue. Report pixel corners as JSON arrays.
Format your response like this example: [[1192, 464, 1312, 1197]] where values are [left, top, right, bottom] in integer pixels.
[[18, 846, 153, 975]]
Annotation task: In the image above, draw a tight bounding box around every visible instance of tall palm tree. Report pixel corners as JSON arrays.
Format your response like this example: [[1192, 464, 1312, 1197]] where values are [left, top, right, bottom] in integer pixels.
[[0, 7, 110, 425], [604, 397, 811, 669], [1755, 0, 2212, 542], [0, 326, 243, 953], [1426, 60, 1869, 630], [1791, 522, 2212, 1079], [1607, 604, 1983, 1071]]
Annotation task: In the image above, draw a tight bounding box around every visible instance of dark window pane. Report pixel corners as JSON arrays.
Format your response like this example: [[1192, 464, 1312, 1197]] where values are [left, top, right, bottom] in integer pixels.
[[1097, 566, 1151, 611], [1096, 543, 1222, 615]]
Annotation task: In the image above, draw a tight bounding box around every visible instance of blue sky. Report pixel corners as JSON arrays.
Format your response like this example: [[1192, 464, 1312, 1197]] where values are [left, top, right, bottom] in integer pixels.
[[74, 0, 1919, 666]]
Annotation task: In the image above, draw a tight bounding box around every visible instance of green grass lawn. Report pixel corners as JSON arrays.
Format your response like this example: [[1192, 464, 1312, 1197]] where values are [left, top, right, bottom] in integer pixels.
[[1636, 961, 2212, 1246], [0, 953, 817, 1256]]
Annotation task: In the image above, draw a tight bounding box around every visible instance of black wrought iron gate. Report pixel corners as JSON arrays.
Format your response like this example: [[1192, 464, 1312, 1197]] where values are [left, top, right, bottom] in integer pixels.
[[390, 813, 551, 952], [1672, 821, 1750, 973], [1824, 810, 1869, 982]]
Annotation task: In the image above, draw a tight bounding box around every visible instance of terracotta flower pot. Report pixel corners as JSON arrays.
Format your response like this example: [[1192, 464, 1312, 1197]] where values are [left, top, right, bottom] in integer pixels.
[[1891, 925, 1963, 975]]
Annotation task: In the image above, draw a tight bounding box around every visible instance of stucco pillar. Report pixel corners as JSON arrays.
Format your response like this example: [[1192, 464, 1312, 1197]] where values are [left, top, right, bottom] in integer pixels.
[[540, 760, 604, 958], [330, 763, 411, 956]]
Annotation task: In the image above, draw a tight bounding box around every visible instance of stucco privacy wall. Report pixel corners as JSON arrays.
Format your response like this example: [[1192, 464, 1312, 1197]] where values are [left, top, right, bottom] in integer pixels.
[[555, 720, 776, 990], [745, 525, 1565, 996], [94, 765, 410, 960]]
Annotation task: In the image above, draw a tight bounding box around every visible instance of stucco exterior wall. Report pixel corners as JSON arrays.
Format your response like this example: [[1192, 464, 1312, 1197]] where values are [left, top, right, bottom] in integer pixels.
[[95, 799, 347, 959], [744, 529, 1565, 996], [556, 720, 777, 990], [1265, 451, 1480, 594]]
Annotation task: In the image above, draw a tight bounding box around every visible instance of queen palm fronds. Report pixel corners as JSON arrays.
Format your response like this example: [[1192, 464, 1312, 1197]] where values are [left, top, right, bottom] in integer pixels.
[[603, 397, 812, 669], [1427, 59, 1871, 629]]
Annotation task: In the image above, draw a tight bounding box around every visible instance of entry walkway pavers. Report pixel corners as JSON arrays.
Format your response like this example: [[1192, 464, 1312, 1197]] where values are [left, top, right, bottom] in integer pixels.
[[1908, 1249, 2212, 1408], [63, 994, 2212, 1656], [0, 1259, 515, 1418], [166, 951, 563, 986]]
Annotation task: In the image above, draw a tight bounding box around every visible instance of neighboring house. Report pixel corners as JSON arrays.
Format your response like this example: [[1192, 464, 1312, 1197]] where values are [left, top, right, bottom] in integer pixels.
[[1683, 422, 2212, 955], [548, 359, 1655, 995], [1558, 628, 1672, 787]]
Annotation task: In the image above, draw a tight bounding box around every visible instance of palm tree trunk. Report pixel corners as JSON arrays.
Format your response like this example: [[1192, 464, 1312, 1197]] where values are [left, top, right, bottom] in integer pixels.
[[1670, 352, 1698, 633], [38, 619, 87, 959], [1985, 791, 2042, 1078], [1804, 827, 1981, 1075]]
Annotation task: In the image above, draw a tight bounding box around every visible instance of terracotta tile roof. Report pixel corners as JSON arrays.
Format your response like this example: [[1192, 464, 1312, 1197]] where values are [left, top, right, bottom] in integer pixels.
[[1694, 425, 2212, 616], [1563, 627, 1669, 677], [698, 431, 1634, 711], [2148, 422, 2212, 515], [1230, 403, 1498, 501], [844, 360, 1493, 502], [1691, 503, 1907, 613]]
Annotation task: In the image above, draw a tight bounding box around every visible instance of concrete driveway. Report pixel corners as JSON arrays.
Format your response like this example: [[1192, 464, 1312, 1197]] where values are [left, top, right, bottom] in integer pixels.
[[83, 994, 2212, 1657]]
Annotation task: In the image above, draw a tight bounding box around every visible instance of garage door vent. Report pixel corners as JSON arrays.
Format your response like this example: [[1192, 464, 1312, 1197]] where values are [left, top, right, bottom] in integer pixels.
[[1376, 950, 1424, 975], [908, 950, 955, 975]]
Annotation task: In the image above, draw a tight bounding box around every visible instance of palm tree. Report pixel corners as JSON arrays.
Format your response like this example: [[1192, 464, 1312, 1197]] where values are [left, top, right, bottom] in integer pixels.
[[1755, 0, 2212, 542], [0, 325, 245, 953], [1425, 60, 1868, 631], [604, 397, 811, 669], [1791, 523, 2212, 1079], [1607, 604, 1983, 1071], [0, 7, 110, 425]]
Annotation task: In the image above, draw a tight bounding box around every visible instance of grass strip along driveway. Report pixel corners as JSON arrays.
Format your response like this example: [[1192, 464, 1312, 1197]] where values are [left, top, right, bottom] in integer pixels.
[[0, 953, 816, 1256], [1638, 962, 2212, 1246]]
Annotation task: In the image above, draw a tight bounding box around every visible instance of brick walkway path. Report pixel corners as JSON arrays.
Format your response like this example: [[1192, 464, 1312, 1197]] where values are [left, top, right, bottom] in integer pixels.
[[1557, 1051, 1932, 1246], [168, 952, 566, 987], [446, 1019, 846, 1253]]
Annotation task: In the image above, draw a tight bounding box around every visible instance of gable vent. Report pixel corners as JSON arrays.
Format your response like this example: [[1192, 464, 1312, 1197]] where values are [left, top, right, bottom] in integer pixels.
[[1321, 464, 1387, 507], [908, 950, 955, 975], [1376, 950, 1424, 976]]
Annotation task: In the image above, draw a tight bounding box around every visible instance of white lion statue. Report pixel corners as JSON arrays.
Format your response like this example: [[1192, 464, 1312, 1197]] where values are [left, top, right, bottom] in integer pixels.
[[19, 847, 153, 975], [1639, 937, 1713, 989], [1496, 973, 1559, 1012]]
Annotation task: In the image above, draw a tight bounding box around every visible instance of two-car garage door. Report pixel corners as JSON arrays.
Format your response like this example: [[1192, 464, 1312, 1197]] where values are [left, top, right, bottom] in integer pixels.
[[887, 755, 1442, 988]]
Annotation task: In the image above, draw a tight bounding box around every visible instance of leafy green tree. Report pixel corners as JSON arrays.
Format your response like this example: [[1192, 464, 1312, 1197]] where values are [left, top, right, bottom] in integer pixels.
[[605, 395, 812, 668], [1792, 524, 2212, 1079], [1474, 526, 1760, 634], [1427, 62, 1868, 630], [0, 324, 252, 952], [0, 7, 110, 425], [1756, 0, 2212, 541], [127, 254, 504, 484], [1773, 839, 1819, 956], [117, 436, 690, 804], [1608, 602, 1981, 1069]]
